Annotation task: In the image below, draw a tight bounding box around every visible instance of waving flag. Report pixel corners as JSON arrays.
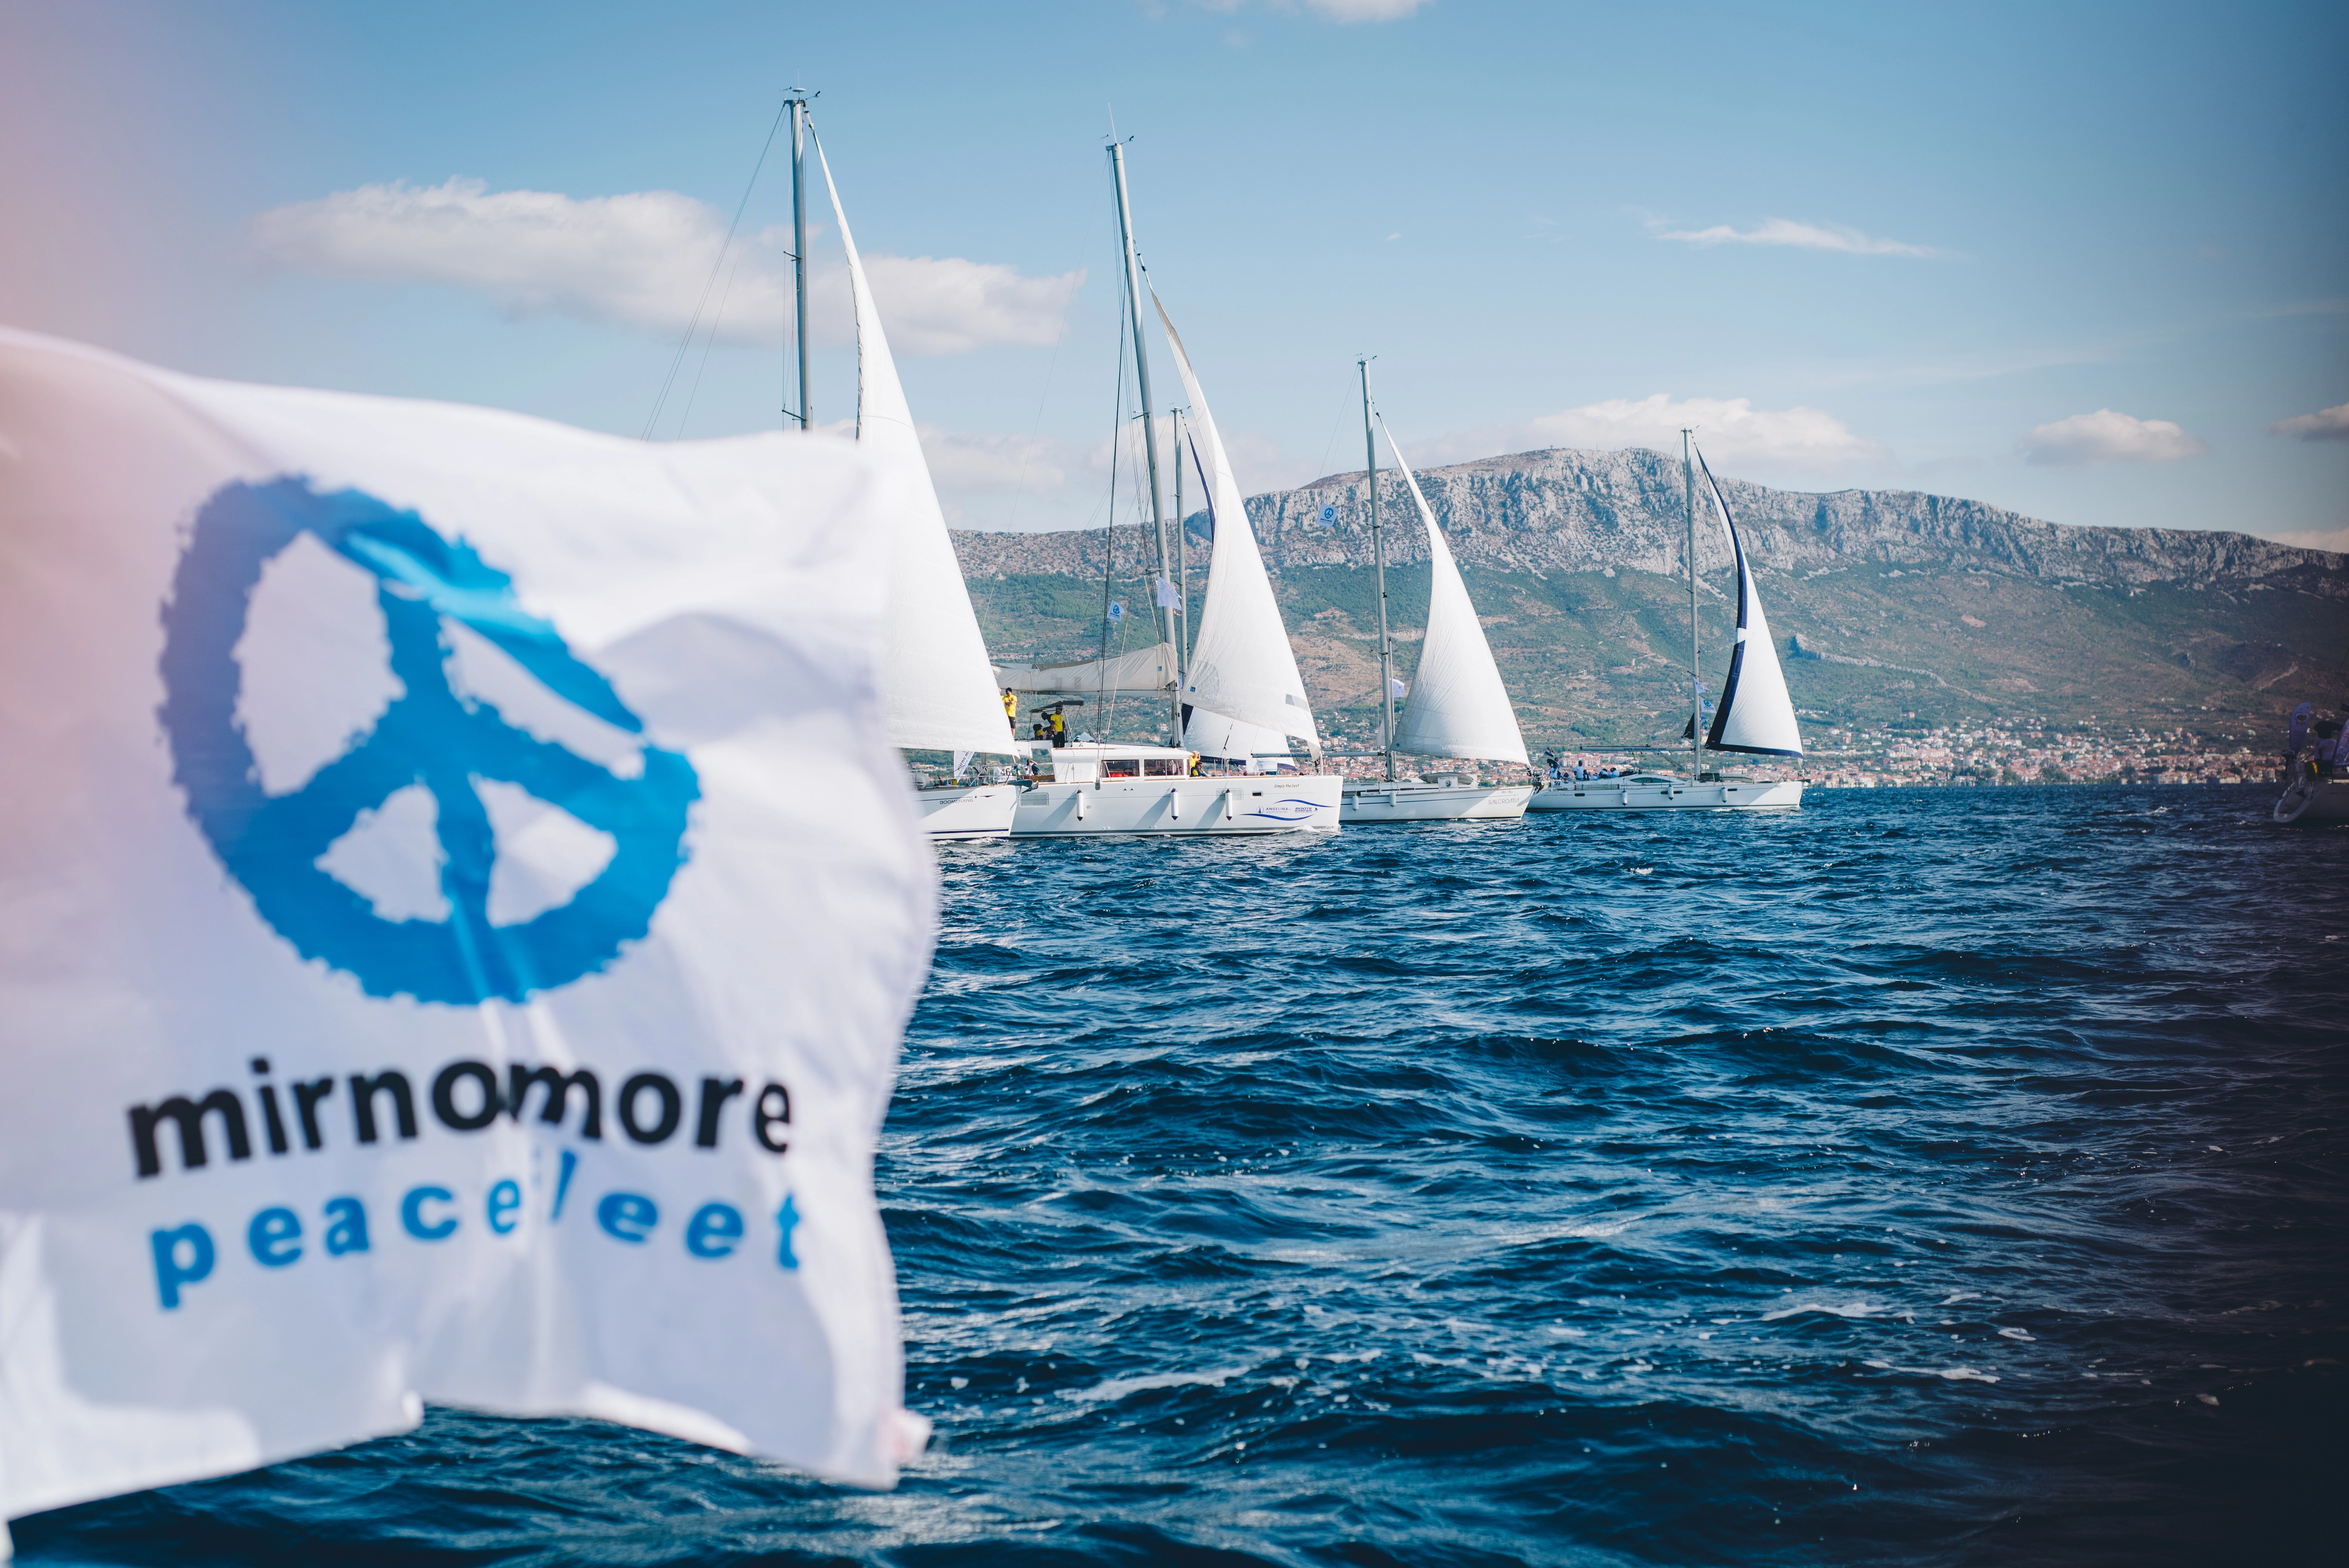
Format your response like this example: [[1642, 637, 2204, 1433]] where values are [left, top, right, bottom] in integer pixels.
[[0, 329, 936, 1541]]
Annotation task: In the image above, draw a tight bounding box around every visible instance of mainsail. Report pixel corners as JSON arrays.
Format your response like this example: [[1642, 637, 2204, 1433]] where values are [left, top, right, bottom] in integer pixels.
[[814, 135, 1016, 754], [1383, 420, 1529, 764], [1151, 292, 1321, 754], [994, 641, 1178, 696], [1696, 450, 1803, 758]]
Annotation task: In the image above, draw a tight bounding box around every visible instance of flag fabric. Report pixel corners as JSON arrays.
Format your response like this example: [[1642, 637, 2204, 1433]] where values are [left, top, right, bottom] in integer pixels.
[[1153, 575, 1179, 611], [0, 329, 938, 1538]]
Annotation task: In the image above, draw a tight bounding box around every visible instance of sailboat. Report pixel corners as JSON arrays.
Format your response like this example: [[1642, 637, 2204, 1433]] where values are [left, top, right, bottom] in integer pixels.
[[1003, 139, 1340, 838], [1530, 434, 1804, 811], [2274, 701, 2349, 824], [794, 107, 1020, 837], [1341, 365, 1535, 824]]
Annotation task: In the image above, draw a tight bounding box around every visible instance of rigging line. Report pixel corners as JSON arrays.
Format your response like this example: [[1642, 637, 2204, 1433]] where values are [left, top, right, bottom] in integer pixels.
[[673, 238, 754, 440], [1002, 328, 1064, 531], [1315, 369, 1352, 484], [642, 96, 790, 441]]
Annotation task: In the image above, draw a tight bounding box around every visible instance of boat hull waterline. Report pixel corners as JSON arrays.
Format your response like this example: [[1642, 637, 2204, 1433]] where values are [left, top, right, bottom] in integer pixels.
[[914, 783, 1021, 840], [2272, 777, 2349, 826], [1011, 776, 1342, 837], [1529, 778, 1805, 812], [1340, 782, 1533, 824]]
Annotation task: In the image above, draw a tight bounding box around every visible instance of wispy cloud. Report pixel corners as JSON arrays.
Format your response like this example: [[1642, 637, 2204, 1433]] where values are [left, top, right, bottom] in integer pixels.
[[249, 178, 1083, 356], [2268, 402, 2349, 442], [1794, 341, 2119, 391], [2019, 409, 2208, 466], [1645, 214, 1946, 258], [1418, 393, 1880, 472], [1196, 0, 1435, 20]]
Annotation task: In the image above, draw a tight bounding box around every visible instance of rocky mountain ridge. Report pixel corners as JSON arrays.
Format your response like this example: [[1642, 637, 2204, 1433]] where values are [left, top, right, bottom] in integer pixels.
[[951, 446, 2347, 595]]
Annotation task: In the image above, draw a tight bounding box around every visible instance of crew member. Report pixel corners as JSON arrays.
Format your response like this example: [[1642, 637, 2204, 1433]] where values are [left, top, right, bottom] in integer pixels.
[[1002, 688, 1019, 726], [1049, 710, 1068, 749]]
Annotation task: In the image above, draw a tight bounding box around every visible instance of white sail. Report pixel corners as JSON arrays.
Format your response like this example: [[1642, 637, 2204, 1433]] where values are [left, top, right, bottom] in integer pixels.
[[1151, 293, 1321, 754], [994, 641, 1178, 696], [1382, 419, 1528, 764], [1697, 451, 1803, 758], [815, 135, 1016, 754], [1182, 706, 1300, 770]]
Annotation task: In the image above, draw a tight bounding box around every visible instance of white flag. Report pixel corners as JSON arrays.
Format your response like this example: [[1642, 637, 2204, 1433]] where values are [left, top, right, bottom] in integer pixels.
[[0, 329, 937, 1537]]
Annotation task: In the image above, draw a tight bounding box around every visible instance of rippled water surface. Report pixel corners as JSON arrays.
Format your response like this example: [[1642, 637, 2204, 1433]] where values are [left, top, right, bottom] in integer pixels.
[[21, 786, 2347, 1566]]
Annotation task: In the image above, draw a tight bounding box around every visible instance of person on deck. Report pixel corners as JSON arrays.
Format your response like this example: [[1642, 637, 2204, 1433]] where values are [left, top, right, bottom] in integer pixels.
[[1049, 711, 1068, 749], [1002, 688, 1018, 726]]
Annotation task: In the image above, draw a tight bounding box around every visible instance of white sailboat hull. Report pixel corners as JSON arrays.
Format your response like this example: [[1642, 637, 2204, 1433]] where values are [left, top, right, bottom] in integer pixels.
[[1529, 779, 1804, 812], [1340, 781, 1533, 823], [2273, 776, 2349, 825], [914, 783, 1020, 840], [1009, 775, 1342, 837]]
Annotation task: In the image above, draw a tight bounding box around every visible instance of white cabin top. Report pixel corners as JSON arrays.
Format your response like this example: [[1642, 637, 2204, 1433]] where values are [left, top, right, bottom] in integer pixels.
[[1030, 742, 1193, 785]]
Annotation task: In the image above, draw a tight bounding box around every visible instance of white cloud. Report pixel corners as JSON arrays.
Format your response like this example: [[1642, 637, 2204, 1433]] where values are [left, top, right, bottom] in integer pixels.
[[249, 177, 1082, 356], [1646, 215, 1945, 258], [1418, 393, 1878, 472], [2261, 526, 2349, 553], [860, 254, 1082, 356], [2018, 409, 2208, 466], [2268, 402, 2349, 442], [916, 427, 1068, 494]]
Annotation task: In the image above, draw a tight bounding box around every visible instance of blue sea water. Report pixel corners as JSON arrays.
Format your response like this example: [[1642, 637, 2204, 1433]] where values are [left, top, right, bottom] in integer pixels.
[[19, 786, 2346, 1566]]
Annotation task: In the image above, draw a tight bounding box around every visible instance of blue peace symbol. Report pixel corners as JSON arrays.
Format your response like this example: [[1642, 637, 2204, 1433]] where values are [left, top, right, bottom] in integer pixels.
[[158, 477, 700, 1005]]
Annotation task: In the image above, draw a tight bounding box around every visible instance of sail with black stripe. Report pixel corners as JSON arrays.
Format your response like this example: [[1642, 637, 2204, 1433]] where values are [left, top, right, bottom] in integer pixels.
[[1696, 449, 1803, 758]]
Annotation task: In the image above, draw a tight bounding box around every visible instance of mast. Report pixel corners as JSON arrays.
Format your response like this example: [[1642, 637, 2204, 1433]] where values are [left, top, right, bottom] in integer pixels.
[[1363, 357, 1394, 783], [789, 96, 812, 430], [1106, 142, 1179, 741], [1174, 406, 1190, 681], [1683, 426, 1698, 781]]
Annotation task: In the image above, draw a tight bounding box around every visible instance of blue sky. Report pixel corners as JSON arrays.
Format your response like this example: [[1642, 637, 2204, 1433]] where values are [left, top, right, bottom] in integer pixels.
[[4, 0, 2343, 543]]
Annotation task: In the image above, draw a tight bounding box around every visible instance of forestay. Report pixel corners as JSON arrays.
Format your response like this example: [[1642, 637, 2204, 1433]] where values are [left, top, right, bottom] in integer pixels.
[[815, 135, 1014, 755], [1382, 421, 1529, 764], [0, 328, 935, 1541], [1697, 451, 1804, 758], [1150, 294, 1321, 754]]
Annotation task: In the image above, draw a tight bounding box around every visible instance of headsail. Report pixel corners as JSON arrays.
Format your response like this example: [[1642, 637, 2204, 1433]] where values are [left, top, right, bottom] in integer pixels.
[[814, 133, 1016, 754], [1382, 419, 1529, 764], [1696, 450, 1803, 758], [1150, 291, 1321, 754]]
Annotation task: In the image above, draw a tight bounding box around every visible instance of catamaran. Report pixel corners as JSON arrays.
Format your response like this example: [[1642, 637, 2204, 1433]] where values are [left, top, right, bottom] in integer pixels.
[[2274, 701, 2349, 824], [1531, 434, 1804, 812], [794, 104, 1020, 837], [1340, 363, 1533, 824], [999, 139, 1339, 838]]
